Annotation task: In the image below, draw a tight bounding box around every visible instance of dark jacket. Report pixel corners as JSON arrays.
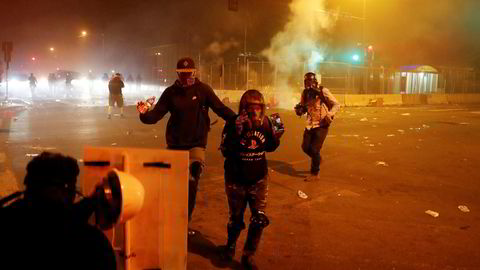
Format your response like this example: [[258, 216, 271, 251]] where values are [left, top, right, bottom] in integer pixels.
[[1, 198, 117, 270], [140, 79, 236, 149], [108, 77, 124, 95], [221, 116, 280, 185]]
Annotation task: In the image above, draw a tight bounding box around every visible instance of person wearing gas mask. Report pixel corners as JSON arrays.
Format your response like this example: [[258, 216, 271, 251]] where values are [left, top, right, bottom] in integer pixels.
[[294, 72, 340, 182], [0, 152, 116, 270], [136, 57, 236, 229], [219, 89, 284, 269]]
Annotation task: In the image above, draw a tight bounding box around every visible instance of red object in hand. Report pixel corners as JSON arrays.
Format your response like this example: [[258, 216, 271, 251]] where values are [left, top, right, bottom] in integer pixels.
[[136, 96, 156, 114]]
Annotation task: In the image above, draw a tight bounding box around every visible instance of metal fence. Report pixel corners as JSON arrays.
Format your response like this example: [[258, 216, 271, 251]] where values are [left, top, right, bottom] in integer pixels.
[[197, 61, 480, 95], [142, 45, 480, 95]]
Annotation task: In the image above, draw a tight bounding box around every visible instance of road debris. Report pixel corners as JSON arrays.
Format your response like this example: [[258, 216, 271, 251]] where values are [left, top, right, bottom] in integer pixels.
[[297, 190, 308, 199], [25, 153, 39, 157], [459, 122, 470, 125], [360, 117, 368, 122], [458, 205, 470, 213], [401, 113, 411, 116], [111, 143, 117, 146], [397, 129, 405, 133], [375, 161, 388, 167], [387, 134, 395, 137], [425, 210, 439, 218]]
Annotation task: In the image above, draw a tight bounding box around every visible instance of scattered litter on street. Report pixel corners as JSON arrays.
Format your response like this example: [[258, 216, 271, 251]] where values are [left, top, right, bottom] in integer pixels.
[[425, 210, 439, 218], [154, 135, 158, 139], [363, 136, 369, 139], [360, 117, 368, 122], [401, 113, 411, 116], [111, 143, 117, 146], [369, 144, 375, 147], [375, 161, 388, 166], [297, 190, 308, 199], [422, 124, 430, 128], [25, 153, 39, 157], [387, 134, 395, 137], [458, 205, 470, 213], [459, 122, 470, 125], [397, 129, 405, 133]]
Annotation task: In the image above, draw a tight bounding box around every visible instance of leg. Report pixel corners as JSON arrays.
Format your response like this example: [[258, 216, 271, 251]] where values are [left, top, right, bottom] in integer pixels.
[[222, 180, 248, 261], [309, 127, 329, 176], [187, 147, 205, 222], [242, 178, 269, 269], [301, 129, 313, 157], [108, 94, 114, 119], [117, 95, 124, 117]]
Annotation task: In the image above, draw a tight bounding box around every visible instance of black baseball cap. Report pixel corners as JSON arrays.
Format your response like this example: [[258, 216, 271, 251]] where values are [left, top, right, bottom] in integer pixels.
[[176, 57, 196, 72]]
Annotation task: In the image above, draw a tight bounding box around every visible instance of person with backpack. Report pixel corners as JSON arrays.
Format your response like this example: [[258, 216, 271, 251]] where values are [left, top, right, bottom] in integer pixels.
[[294, 72, 340, 182]]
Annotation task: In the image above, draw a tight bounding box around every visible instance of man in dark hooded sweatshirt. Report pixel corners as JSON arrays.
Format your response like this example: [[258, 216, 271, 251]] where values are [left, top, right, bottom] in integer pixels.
[[137, 57, 236, 230]]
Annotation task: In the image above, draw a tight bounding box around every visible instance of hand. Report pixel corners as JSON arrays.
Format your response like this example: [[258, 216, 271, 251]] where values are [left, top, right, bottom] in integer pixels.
[[235, 113, 251, 135], [294, 103, 305, 116], [136, 96, 155, 114], [324, 113, 334, 124]]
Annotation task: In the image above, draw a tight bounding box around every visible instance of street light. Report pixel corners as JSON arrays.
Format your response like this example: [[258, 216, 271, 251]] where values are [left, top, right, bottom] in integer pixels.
[[49, 47, 55, 52]]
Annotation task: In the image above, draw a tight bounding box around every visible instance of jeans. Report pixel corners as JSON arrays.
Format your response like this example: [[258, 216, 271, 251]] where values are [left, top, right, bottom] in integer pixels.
[[301, 127, 329, 175]]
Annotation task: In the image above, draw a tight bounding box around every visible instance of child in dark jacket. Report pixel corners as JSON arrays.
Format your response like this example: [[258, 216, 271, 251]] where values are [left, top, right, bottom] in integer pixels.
[[219, 89, 284, 269]]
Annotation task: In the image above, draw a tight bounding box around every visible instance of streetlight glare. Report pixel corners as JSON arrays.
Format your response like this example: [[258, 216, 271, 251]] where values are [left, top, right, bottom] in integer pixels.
[[81, 30, 88, 37], [49, 47, 55, 52], [31, 57, 36, 61]]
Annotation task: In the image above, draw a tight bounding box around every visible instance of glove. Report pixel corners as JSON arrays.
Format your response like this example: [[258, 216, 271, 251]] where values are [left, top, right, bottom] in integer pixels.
[[136, 96, 156, 114], [294, 103, 306, 116], [270, 113, 285, 139], [235, 112, 252, 135]]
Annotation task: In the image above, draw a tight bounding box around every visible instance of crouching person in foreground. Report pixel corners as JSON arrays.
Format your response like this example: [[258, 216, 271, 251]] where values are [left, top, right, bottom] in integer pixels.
[[219, 89, 284, 269]]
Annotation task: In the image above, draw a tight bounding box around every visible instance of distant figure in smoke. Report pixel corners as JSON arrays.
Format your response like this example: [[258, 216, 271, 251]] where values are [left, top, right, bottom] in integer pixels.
[[0, 152, 117, 269], [28, 73, 37, 99], [65, 72, 74, 98], [294, 72, 340, 182], [136, 57, 236, 231], [219, 89, 284, 269], [48, 73, 57, 97], [87, 71, 95, 94], [108, 72, 125, 119], [102, 73, 109, 82], [136, 74, 142, 91]]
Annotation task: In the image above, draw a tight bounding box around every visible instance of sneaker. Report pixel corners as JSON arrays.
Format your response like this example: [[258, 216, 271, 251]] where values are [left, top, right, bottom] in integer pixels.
[[241, 255, 258, 270], [304, 174, 319, 182]]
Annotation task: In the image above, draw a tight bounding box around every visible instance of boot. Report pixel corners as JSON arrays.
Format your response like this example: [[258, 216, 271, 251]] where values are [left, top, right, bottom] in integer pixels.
[[242, 224, 263, 269], [221, 226, 241, 261], [241, 254, 258, 270]]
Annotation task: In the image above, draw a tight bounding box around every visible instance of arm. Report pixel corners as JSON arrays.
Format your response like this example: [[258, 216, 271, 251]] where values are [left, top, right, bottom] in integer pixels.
[[139, 89, 170, 124], [265, 117, 280, 152], [204, 85, 236, 121], [294, 90, 307, 116], [322, 88, 341, 116], [220, 119, 241, 158]]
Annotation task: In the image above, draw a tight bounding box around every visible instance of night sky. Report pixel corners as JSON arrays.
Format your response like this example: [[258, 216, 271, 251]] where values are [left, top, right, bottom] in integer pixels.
[[1, 0, 479, 74]]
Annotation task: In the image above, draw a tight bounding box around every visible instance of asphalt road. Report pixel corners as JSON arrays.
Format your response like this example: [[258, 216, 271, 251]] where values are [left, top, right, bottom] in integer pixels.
[[1, 99, 480, 270]]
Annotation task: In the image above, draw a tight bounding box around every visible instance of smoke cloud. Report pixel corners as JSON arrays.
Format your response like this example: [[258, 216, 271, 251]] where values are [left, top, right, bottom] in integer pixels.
[[261, 0, 337, 108]]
